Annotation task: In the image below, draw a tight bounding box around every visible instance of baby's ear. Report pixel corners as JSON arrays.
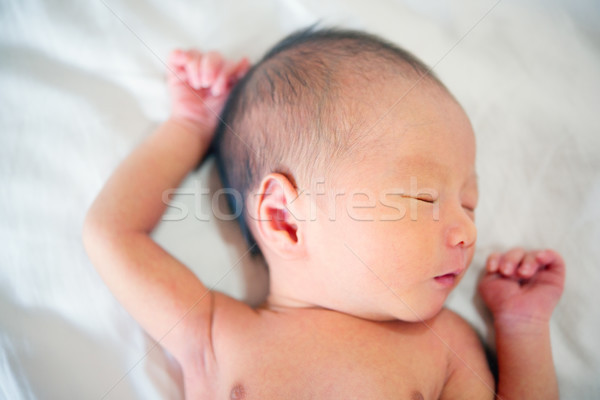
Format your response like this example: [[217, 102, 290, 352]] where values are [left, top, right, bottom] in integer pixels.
[[252, 173, 307, 259]]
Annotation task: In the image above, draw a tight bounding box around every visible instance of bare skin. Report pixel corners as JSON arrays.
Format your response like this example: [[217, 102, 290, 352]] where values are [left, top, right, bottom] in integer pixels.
[[83, 49, 564, 399], [200, 301, 490, 399]]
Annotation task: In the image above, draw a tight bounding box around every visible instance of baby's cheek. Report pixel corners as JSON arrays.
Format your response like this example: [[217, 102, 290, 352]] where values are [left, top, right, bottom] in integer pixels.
[[376, 194, 409, 222]]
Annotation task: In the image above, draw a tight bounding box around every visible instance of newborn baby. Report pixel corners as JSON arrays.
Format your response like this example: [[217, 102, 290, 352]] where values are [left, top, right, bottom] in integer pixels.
[[83, 27, 565, 399]]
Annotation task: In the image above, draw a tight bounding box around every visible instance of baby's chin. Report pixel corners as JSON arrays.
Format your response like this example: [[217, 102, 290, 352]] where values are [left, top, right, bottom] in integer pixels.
[[337, 297, 447, 323]]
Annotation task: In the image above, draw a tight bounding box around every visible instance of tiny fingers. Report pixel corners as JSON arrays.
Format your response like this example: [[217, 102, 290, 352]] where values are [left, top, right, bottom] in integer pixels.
[[212, 57, 251, 96], [174, 49, 222, 90], [498, 247, 526, 276], [233, 57, 251, 80], [167, 49, 188, 83], [535, 249, 566, 277], [213, 60, 238, 96], [486, 253, 500, 273], [168, 49, 187, 66], [535, 249, 556, 265], [184, 50, 203, 89], [168, 48, 250, 95], [517, 252, 538, 278], [486, 247, 565, 293], [200, 51, 224, 88]]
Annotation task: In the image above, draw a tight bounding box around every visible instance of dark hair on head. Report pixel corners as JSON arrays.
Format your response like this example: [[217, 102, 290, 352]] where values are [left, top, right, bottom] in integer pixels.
[[212, 25, 442, 253]]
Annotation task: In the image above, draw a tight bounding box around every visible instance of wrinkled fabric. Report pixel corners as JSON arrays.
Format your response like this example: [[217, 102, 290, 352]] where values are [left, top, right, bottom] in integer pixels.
[[0, 0, 598, 398]]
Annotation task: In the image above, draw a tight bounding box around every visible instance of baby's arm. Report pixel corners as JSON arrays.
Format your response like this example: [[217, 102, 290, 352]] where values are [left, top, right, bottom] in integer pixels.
[[479, 248, 566, 399], [83, 50, 249, 367]]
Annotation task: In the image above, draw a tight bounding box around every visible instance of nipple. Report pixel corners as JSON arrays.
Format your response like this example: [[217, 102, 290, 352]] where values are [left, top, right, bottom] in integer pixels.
[[230, 384, 246, 399], [411, 391, 424, 400]]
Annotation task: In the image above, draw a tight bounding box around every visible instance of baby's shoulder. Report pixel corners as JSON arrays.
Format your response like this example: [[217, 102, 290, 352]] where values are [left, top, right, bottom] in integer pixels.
[[429, 308, 485, 356], [432, 307, 476, 333], [432, 309, 495, 398], [178, 291, 259, 398]]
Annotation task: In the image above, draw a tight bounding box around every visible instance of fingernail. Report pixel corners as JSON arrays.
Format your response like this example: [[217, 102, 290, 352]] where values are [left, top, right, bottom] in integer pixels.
[[489, 258, 498, 272], [501, 262, 512, 274], [201, 72, 214, 88], [536, 250, 550, 260]]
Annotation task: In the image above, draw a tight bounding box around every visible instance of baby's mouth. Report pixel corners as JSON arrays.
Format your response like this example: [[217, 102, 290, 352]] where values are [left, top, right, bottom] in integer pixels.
[[434, 271, 459, 287]]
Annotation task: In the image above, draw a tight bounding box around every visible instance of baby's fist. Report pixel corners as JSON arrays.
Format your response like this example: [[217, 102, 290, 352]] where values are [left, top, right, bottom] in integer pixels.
[[478, 248, 565, 326], [167, 49, 250, 131]]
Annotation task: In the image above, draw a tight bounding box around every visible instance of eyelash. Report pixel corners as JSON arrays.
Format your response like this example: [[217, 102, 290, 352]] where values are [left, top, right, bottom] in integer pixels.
[[415, 196, 476, 212], [414, 196, 436, 204]]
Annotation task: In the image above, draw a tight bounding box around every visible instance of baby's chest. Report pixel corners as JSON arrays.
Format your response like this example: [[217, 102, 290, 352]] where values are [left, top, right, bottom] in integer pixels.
[[210, 318, 448, 399]]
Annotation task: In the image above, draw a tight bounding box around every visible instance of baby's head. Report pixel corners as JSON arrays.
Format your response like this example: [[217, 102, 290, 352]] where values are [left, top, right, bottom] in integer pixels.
[[214, 27, 478, 322]]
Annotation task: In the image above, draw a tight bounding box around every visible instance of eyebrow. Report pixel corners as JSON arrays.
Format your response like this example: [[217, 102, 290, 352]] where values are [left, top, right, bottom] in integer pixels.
[[397, 157, 478, 188], [396, 157, 446, 174]]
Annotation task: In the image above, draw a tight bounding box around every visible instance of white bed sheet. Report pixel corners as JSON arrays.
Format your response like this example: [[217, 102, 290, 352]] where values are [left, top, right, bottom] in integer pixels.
[[1, 0, 599, 398]]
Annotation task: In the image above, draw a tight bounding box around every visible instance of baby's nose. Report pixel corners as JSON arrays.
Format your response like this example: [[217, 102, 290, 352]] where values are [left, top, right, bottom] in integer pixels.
[[446, 213, 477, 248]]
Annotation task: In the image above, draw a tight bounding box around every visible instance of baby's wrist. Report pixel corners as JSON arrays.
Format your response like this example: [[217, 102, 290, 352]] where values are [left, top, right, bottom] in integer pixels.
[[493, 313, 550, 337], [167, 115, 214, 139]]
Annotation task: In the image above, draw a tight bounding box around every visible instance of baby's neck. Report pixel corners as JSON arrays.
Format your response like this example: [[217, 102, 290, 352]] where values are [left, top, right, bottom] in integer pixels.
[[259, 292, 321, 312]]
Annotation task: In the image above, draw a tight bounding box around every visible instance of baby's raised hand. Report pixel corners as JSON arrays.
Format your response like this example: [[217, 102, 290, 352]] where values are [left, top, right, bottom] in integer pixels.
[[167, 49, 250, 133], [478, 248, 565, 328]]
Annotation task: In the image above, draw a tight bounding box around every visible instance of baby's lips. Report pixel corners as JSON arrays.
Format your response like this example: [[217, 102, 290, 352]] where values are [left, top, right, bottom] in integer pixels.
[[436, 267, 464, 278]]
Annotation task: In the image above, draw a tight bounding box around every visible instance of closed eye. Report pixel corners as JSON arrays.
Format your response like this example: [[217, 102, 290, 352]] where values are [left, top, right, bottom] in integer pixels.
[[413, 195, 437, 204], [399, 194, 438, 204]]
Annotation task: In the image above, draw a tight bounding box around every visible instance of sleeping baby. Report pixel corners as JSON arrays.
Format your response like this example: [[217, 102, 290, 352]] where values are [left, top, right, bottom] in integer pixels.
[[83, 27, 565, 399]]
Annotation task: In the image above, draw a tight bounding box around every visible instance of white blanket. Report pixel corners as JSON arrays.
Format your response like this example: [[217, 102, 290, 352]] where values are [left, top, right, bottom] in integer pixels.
[[1, 0, 599, 398]]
